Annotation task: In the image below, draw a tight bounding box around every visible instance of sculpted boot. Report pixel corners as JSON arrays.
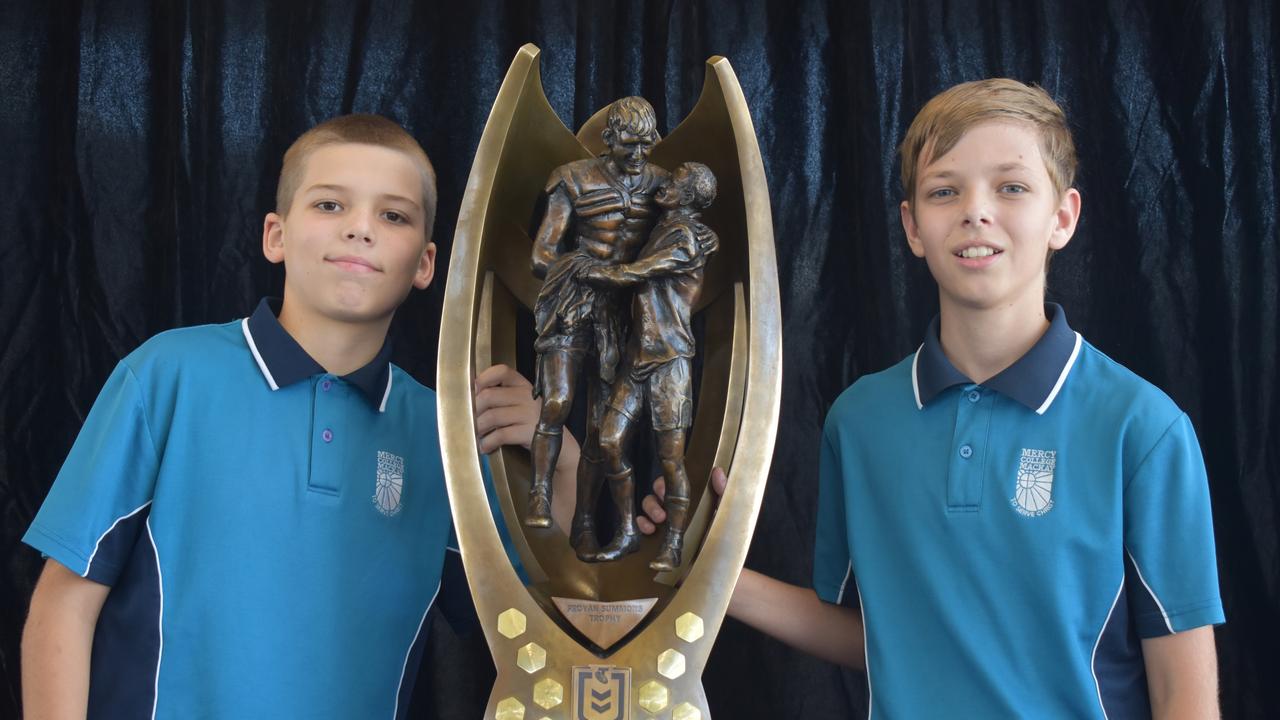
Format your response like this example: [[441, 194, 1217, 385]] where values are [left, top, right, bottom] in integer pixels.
[[592, 468, 642, 562], [526, 428, 560, 527], [570, 454, 603, 560], [649, 495, 690, 572]]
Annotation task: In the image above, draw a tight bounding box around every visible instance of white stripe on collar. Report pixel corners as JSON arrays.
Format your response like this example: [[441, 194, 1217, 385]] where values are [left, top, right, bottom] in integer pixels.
[[911, 343, 924, 410], [1035, 332, 1083, 415], [241, 318, 279, 391], [378, 366, 393, 413]]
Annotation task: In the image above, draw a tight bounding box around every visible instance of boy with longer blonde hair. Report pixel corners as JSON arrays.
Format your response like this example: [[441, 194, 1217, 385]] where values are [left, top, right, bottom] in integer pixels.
[[669, 79, 1224, 716], [21, 114, 558, 718]]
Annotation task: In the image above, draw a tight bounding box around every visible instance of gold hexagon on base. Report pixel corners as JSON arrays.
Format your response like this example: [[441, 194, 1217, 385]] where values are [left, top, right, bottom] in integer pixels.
[[498, 609, 527, 639], [675, 612, 705, 643], [672, 702, 702, 720], [495, 697, 526, 720], [516, 642, 547, 674], [638, 680, 670, 713], [533, 678, 563, 709], [657, 649, 687, 680]]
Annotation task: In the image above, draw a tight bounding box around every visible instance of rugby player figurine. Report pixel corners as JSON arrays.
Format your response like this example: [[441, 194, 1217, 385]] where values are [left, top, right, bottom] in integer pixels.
[[528, 97, 669, 560]]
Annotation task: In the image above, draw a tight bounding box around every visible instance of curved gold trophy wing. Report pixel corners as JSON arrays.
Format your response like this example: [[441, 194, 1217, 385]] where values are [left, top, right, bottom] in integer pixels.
[[439, 43, 780, 719]]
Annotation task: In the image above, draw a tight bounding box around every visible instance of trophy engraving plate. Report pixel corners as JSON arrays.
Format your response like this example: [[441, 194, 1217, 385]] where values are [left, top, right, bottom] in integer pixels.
[[552, 597, 658, 650]]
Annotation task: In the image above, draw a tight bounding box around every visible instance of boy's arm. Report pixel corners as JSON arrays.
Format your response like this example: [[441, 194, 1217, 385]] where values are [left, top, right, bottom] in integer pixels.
[[730, 569, 866, 669], [474, 364, 579, 529], [22, 559, 111, 720], [1142, 627, 1219, 719], [638, 469, 867, 670]]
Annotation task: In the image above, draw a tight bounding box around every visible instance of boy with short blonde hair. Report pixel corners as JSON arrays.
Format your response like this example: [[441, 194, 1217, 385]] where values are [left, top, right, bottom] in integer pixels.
[[20, 114, 548, 718], [711, 79, 1224, 717]]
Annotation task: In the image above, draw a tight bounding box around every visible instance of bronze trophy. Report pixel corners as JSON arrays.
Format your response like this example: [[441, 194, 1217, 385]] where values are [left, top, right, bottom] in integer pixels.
[[438, 44, 780, 720]]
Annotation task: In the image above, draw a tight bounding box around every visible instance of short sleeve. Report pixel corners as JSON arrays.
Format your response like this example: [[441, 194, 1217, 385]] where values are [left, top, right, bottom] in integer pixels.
[[1123, 413, 1224, 637], [813, 422, 857, 608], [23, 361, 161, 585]]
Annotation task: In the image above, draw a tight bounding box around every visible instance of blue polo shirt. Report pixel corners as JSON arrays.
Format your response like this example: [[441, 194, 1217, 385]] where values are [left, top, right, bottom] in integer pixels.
[[813, 304, 1223, 718], [25, 299, 472, 719]]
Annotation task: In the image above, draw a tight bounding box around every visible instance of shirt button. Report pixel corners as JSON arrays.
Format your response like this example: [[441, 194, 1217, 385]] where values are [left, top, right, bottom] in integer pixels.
[[968, 390, 981, 403], [321, 380, 332, 391], [959, 444, 973, 459], [322, 429, 333, 443]]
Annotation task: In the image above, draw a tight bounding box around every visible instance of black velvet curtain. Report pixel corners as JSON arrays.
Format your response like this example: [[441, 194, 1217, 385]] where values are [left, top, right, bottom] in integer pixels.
[[2, 1, 1276, 717]]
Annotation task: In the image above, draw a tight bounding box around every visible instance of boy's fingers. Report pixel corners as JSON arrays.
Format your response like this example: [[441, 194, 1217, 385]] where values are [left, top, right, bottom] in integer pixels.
[[475, 364, 531, 391], [474, 385, 537, 415], [651, 476, 666, 501], [710, 466, 728, 496], [641, 494, 666, 523], [473, 364, 508, 391], [474, 385, 532, 416], [478, 425, 528, 453], [636, 516, 657, 535], [475, 405, 528, 435]]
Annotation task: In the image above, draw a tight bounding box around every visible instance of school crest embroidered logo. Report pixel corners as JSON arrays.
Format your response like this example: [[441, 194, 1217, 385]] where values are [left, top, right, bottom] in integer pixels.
[[374, 451, 404, 516], [1011, 448, 1056, 517]]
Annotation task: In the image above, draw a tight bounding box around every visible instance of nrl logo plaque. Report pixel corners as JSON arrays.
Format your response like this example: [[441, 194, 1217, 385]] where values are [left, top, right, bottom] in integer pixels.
[[438, 44, 780, 719]]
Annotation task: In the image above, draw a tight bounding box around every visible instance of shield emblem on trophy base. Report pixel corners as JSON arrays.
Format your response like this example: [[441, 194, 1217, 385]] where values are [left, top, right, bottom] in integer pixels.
[[573, 666, 630, 720], [438, 44, 780, 719]]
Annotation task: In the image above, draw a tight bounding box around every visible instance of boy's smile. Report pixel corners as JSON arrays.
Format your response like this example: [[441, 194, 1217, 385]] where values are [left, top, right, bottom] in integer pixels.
[[900, 121, 1079, 314], [262, 143, 436, 329], [327, 254, 381, 273]]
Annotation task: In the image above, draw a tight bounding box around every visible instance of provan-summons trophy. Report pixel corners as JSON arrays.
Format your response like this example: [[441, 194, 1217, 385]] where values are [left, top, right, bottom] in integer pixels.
[[438, 44, 780, 720]]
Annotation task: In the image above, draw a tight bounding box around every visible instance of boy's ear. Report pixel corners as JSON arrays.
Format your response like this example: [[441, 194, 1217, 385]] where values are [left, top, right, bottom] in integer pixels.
[[1049, 188, 1082, 251], [413, 241, 437, 290], [900, 201, 926, 258], [262, 212, 286, 264]]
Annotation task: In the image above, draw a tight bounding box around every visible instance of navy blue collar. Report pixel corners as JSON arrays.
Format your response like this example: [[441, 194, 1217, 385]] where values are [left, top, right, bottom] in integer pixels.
[[912, 303, 1083, 415], [241, 298, 394, 411]]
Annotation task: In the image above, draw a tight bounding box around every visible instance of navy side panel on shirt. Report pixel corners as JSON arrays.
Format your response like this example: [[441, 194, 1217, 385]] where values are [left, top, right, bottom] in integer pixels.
[[85, 506, 160, 719], [1094, 575, 1153, 718]]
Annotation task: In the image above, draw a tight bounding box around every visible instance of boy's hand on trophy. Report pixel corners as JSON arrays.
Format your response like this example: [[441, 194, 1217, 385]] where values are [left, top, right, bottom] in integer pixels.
[[473, 363, 581, 468], [637, 467, 727, 534], [473, 364, 541, 453]]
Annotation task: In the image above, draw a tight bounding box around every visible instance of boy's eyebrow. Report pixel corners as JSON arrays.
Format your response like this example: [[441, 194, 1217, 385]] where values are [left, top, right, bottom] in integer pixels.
[[303, 184, 421, 210], [304, 183, 349, 195], [377, 193, 422, 210], [921, 163, 1035, 182], [995, 162, 1034, 173]]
